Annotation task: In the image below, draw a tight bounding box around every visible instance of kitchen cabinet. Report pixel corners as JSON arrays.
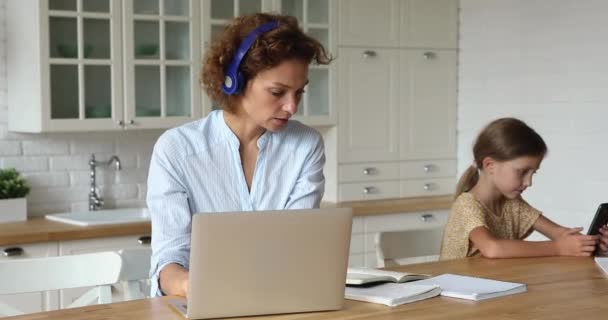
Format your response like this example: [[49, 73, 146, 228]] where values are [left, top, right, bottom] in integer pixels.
[[0, 243, 59, 314], [350, 210, 449, 268], [0, 234, 150, 313], [201, 0, 336, 125], [334, 0, 458, 201], [58, 234, 151, 307], [6, 0, 202, 132], [337, 0, 458, 49]]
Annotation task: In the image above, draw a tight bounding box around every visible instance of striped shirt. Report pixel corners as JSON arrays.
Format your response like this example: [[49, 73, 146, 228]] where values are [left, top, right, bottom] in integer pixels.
[[147, 110, 325, 296]]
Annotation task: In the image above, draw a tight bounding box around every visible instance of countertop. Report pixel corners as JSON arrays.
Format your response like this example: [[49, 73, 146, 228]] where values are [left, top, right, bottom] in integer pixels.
[[0, 196, 452, 246]]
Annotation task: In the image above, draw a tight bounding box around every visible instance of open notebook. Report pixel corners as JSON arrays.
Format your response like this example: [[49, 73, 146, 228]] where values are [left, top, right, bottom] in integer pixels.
[[345, 282, 441, 307], [414, 274, 526, 301], [346, 267, 429, 285]]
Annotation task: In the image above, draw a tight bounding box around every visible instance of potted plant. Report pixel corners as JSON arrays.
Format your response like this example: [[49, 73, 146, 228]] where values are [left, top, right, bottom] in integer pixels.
[[0, 168, 30, 223]]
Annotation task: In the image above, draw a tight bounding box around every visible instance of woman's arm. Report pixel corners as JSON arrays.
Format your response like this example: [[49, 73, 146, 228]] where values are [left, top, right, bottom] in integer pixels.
[[148, 133, 193, 297], [469, 225, 598, 258], [285, 133, 325, 209], [159, 263, 189, 297]]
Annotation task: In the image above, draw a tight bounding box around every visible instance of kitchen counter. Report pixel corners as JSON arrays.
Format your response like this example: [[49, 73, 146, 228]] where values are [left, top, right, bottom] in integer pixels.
[[0, 196, 451, 246]]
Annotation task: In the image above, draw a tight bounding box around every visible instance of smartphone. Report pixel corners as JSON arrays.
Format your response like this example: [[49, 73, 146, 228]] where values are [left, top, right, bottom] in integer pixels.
[[588, 203, 608, 255]]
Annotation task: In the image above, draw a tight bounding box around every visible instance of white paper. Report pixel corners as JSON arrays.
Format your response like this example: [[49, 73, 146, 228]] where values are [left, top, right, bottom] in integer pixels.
[[595, 257, 608, 274], [414, 273, 526, 301]]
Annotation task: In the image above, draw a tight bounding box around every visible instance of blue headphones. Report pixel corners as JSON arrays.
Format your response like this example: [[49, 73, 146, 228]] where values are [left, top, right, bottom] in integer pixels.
[[221, 21, 279, 95]]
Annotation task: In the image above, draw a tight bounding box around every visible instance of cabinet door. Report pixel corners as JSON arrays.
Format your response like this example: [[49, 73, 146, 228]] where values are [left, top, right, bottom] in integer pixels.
[[400, 0, 458, 48], [123, 0, 202, 129], [337, 0, 399, 47], [280, 0, 336, 125], [0, 243, 59, 314], [400, 50, 456, 160], [58, 235, 151, 308], [43, 0, 124, 131], [338, 48, 399, 163]]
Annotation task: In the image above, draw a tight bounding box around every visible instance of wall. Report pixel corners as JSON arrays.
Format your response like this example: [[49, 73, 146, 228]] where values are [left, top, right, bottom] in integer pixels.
[[0, 1, 162, 216], [459, 0, 608, 236]]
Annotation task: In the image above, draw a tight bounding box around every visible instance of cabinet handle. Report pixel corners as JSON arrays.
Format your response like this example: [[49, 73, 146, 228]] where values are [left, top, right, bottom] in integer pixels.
[[128, 120, 135, 125], [138, 236, 152, 245], [423, 164, 434, 173], [423, 183, 434, 191], [362, 50, 377, 58], [116, 120, 124, 126], [363, 186, 376, 194], [420, 214, 434, 222], [362, 167, 377, 175], [423, 52, 436, 60], [3, 247, 24, 257]]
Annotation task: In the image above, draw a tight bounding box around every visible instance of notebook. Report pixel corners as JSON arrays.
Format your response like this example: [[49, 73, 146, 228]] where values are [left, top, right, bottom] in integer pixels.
[[169, 208, 353, 319], [596, 257, 608, 274], [414, 274, 527, 301], [346, 267, 429, 285], [345, 282, 441, 307]]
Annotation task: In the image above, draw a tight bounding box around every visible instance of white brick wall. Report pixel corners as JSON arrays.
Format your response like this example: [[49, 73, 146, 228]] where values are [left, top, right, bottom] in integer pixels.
[[0, 2, 162, 216], [459, 0, 608, 238]]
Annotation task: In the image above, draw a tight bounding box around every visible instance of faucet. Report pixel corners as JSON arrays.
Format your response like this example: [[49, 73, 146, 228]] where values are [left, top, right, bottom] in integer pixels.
[[89, 154, 122, 211]]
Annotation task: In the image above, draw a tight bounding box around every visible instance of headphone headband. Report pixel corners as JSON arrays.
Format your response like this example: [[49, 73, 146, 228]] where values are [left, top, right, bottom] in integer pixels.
[[222, 21, 279, 95]]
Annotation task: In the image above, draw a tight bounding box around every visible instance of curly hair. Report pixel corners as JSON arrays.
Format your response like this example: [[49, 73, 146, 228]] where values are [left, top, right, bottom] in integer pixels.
[[201, 13, 333, 113]]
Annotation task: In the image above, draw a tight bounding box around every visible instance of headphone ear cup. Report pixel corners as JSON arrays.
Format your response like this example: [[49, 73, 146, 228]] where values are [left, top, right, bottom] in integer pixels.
[[235, 71, 246, 94]]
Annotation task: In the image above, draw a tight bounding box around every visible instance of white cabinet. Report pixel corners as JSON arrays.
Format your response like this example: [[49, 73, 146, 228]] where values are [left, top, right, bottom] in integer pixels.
[[400, 0, 459, 48], [337, 0, 458, 49], [335, 0, 458, 202], [337, 0, 400, 48], [400, 49, 457, 160], [6, 0, 202, 132], [348, 210, 448, 268], [58, 234, 151, 308], [0, 243, 59, 314], [337, 48, 400, 162], [201, 0, 337, 125]]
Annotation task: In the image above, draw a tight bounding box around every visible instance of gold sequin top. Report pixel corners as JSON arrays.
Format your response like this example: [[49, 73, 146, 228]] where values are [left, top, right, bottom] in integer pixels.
[[439, 192, 541, 260]]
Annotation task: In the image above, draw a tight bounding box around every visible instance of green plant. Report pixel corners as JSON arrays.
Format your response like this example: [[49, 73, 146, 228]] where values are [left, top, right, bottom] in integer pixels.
[[0, 168, 30, 199]]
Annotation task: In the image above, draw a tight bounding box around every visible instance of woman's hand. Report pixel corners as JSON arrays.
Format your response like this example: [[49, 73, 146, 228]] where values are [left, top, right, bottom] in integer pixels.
[[555, 227, 599, 256], [598, 225, 608, 255]]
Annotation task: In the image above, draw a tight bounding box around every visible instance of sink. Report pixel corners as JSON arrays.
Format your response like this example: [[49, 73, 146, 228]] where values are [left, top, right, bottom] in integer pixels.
[[45, 208, 150, 226]]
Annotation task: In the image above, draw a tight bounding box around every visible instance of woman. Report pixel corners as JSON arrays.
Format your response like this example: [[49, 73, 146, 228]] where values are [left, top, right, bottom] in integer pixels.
[[147, 13, 332, 297]]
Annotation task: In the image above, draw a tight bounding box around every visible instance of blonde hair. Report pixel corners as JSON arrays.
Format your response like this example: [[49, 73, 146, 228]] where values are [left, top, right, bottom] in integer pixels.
[[454, 118, 548, 198]]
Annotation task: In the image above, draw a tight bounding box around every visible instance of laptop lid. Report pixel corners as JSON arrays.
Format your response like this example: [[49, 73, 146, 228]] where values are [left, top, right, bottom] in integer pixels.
[[185, 208, 353, 319]]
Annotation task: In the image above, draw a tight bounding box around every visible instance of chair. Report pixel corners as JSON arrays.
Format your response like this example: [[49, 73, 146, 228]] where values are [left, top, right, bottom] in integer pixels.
[[116, 248, 152, 301], [374, 228, 444, 268], [0, 251, 122, 316]]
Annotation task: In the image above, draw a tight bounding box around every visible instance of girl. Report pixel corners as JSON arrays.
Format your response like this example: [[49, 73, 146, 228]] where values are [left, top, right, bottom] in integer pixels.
[[440, 118, 605, 260]]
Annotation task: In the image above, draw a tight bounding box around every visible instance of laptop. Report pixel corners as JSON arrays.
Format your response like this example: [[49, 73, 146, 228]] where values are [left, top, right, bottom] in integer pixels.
[[169, 207, 353, 319]]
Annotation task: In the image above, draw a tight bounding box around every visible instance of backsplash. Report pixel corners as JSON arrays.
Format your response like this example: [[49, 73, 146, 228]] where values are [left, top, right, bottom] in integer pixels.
[[0, 1, 161, 216]]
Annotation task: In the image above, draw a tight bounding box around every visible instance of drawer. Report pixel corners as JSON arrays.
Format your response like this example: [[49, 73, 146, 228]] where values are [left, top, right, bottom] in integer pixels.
[[400, 159, 456, 179], [339, 181, 400, 202], [0, 242, 58, 261], [339, 162, 400, 183], [365, 210, 449, 233], [400, 178, 455, 198]]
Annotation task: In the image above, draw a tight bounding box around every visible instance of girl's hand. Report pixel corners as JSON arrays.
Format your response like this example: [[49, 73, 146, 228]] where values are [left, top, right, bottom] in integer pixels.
[[598, 225, 608, 255], [555, 227, 599, 256]]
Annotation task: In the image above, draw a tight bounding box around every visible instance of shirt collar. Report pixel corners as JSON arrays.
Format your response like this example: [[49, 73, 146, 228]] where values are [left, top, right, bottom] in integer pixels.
[[217, 110, 271, 151]]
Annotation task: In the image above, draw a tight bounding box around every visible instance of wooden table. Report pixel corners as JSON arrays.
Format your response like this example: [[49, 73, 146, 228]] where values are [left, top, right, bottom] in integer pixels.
[[8, 256, 608, 319]]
